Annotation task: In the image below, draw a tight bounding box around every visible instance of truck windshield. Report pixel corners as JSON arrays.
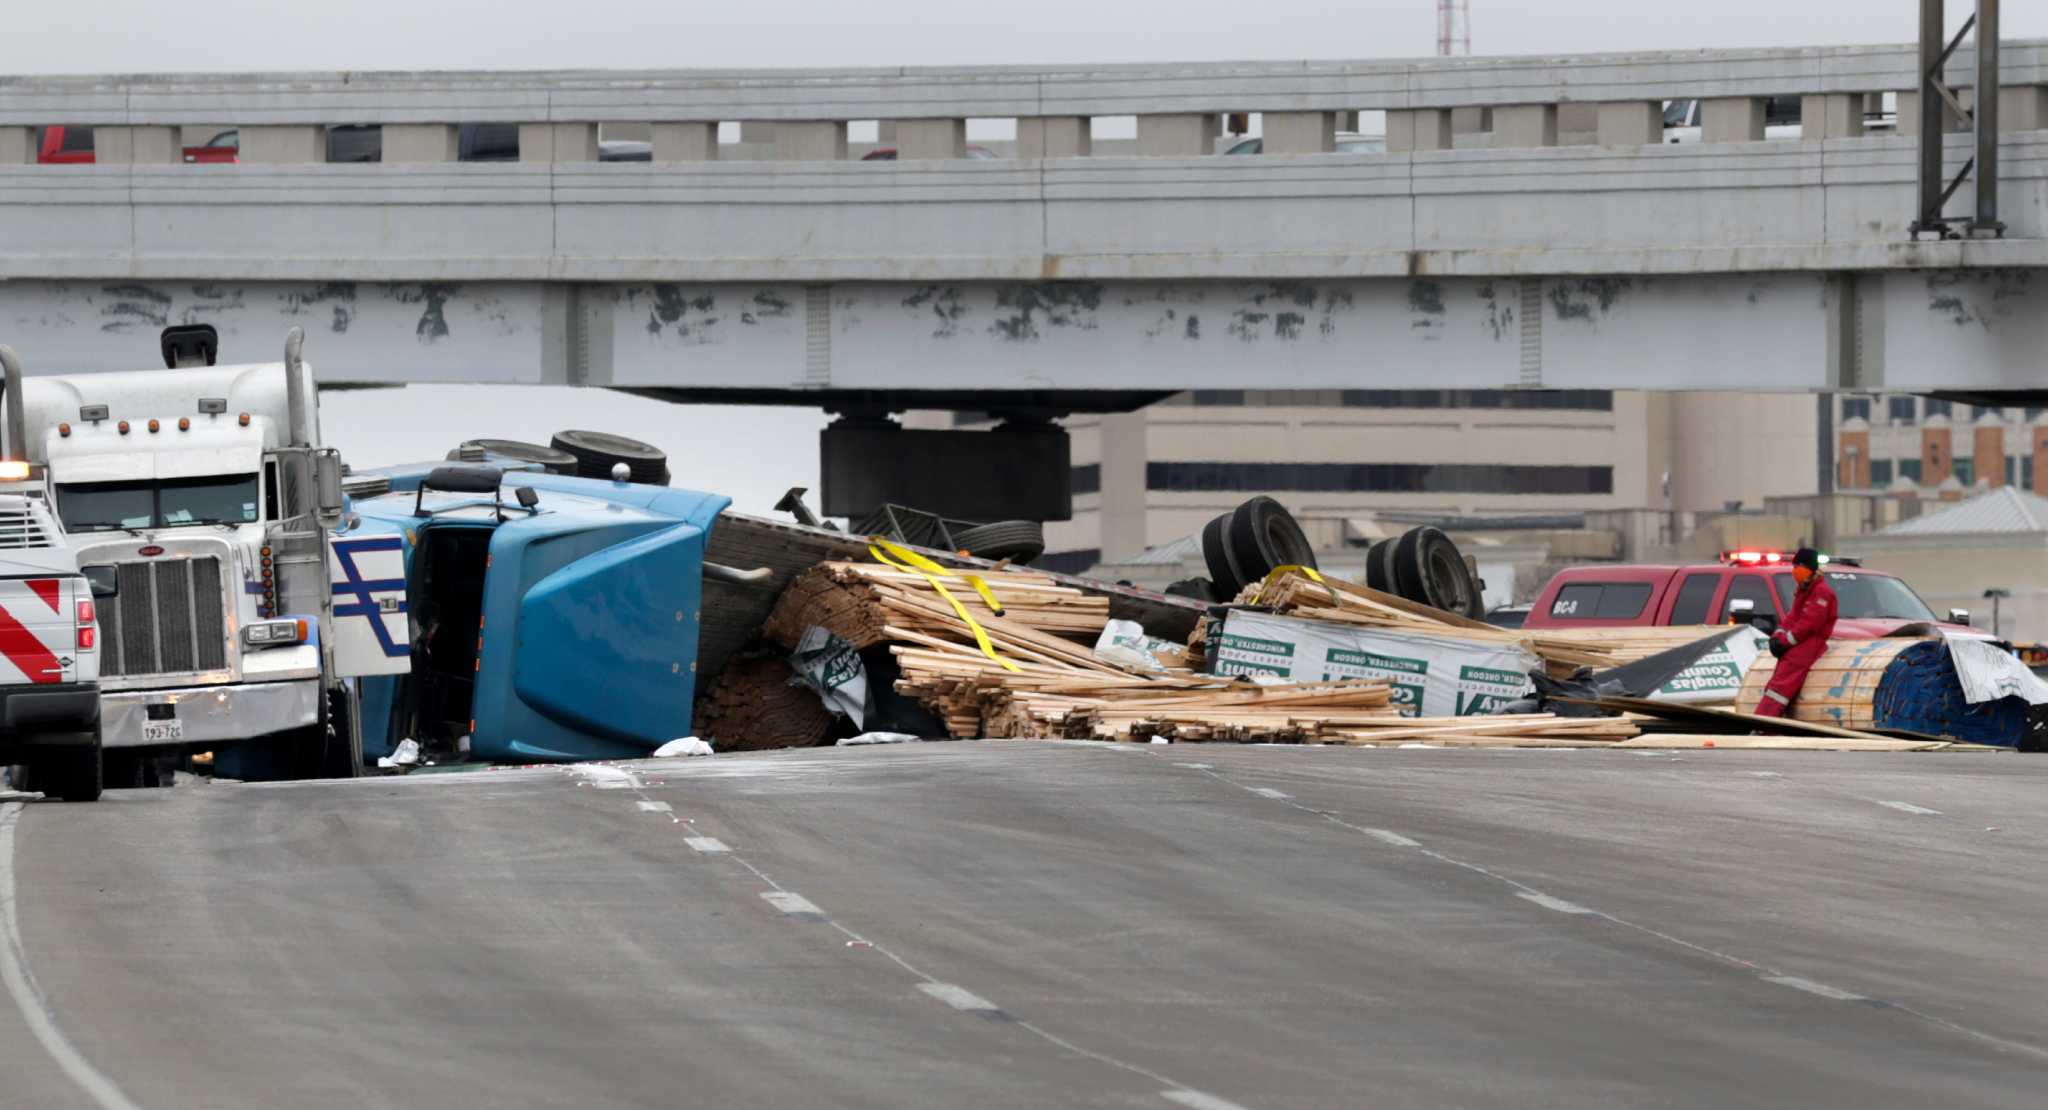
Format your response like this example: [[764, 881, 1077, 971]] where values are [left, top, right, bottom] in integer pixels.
[[57, 475, 260, 532], [1822, 572, 1937, 622]]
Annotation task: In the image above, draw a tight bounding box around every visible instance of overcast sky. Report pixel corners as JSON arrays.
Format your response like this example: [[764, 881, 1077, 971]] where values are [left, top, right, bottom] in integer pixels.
[[5, 0, 2037, 73]]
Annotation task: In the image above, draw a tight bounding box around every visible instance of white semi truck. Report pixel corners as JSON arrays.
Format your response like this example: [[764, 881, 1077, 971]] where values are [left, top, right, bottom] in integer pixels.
[[0, 325, 353, 783]]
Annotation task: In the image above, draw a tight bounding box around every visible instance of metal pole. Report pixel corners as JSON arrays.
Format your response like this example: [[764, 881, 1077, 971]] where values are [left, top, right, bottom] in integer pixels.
[[1974, 0, 2003, 233], [1918, 0, 1949, 232]]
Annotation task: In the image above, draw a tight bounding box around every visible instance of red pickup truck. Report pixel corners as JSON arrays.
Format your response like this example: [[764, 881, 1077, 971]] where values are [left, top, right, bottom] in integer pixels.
[[1524, 551, 1981, 639], [36, 126, 238, 165]]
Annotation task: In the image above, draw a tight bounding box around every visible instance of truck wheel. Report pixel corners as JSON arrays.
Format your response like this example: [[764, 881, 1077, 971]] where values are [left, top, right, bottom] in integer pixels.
[[31, 737, 100, 803], [450, 438, 579, 475], [1395, 527, 1480, 616], [1226, 497, 1316, 585], [1201, 513, 1248, 601], [951, 520, 1045, 564], [549, 430, 670, 485], [1365, 539, 1393, 593]]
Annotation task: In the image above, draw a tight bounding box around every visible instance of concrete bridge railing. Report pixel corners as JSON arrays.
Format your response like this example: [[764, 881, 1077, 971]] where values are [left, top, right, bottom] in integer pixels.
[[2, 39, 2045, 165]]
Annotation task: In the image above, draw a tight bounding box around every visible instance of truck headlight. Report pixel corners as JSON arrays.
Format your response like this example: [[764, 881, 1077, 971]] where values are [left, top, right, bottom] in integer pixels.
[[243, 619, 308, 648]]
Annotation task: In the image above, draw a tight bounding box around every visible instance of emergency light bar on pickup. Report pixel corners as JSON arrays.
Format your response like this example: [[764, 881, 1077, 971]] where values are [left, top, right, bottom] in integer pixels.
[[1720, 550, 1862, 568]]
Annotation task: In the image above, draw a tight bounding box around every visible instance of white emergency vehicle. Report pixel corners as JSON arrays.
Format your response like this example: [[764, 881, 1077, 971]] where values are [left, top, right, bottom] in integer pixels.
[[0, 444, 103, 801]]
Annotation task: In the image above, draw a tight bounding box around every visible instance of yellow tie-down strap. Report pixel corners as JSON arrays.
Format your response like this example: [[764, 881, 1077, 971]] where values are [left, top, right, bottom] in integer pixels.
[[1247, 563, 1332, 606], [867, 538, 1020, 673]]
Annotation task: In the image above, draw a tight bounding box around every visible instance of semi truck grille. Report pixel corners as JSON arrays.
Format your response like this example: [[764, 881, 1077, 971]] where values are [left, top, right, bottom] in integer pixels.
[[100, 557, 228, 678]]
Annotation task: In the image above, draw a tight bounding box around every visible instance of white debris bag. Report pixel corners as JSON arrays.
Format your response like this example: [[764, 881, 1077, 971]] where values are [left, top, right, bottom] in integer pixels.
[[1210, 610, 1537, 717], [790, 625, 869, 727], [837, 732, 923, 746], [1093, 619, 1183, 672], [1946, 636, 2048, 705], [1647, 628, 1768, 705], [654, 737, 714, 757]]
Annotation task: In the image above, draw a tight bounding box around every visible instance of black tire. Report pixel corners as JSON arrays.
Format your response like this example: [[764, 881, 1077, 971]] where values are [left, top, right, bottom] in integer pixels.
[[1226, 497, 1316, 585], [452, 438, 579, 475], [1396, 527, 1480, 615], [1201, 513, 1249, 601], [1163, 576, 1219, 603], [549, 430, 671, 485], [30, 737, 100, 803], [1365, 539, 1393, 593], [951, 520, 1045, 564]]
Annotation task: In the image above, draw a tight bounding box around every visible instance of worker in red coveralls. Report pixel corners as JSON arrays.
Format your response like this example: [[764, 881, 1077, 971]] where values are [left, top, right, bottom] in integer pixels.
[[1754, 547, 1838, 718]]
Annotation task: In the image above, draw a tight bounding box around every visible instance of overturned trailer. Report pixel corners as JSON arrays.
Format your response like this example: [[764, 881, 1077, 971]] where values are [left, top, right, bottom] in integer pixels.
[[333, 462, 1204, 764]]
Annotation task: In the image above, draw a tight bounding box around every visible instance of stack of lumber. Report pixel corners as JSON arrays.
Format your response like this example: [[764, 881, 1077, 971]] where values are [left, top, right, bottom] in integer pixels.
[[1735, 637, 2026, 745], [1245, 570, 1737, 675], [762, 561, 1110, 651], [693, 655, 837, 752]]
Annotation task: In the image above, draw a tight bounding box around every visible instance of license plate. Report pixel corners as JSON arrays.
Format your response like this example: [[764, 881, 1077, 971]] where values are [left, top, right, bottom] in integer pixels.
[[142, 720, 184, 743]]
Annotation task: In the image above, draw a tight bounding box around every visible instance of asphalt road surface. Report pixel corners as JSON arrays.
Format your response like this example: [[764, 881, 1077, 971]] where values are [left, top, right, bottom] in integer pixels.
[[4, 741, 2047, 1109]]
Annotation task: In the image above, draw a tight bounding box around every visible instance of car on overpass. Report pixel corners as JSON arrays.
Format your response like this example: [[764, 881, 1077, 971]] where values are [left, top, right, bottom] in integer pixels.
[[34, 125, 238, 164], [1523, 550, 1983, 639], [1224, 133, 1385, 155]]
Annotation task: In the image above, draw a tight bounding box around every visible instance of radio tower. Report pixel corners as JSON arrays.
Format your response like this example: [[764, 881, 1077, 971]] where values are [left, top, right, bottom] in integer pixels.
[[1436, 0, 1470, 56]]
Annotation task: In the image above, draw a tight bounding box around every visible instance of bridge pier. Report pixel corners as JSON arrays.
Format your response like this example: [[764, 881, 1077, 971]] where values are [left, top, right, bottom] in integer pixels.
[[383, 124, 459, 163], [1016, 117, 1090, 158], [240, 125, 326, 163], [1137, 114, 1220, 156], [652, 122, 719, 162], [1595, 103, 1663, 146], [1386, 109, 1452, 152], [90, 126, 179, 164]]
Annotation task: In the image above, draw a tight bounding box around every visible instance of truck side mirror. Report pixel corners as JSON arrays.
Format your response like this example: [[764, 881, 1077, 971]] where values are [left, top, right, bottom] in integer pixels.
[[314, 450, 345, 529], [82, 565, 118, 599], [1949, 608, 1973, 626]]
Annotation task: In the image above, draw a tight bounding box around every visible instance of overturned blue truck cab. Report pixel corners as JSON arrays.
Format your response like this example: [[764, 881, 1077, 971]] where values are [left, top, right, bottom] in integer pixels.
[[332, 463, 733, 764]]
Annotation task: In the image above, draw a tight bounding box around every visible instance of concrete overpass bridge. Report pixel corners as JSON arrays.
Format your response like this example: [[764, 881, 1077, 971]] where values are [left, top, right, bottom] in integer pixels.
[[2, 38, 2045, 514]]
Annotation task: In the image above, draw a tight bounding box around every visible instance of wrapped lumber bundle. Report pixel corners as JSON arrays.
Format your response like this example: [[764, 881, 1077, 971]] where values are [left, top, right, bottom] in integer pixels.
[[694, 655, 837, 752], [1245, 569, 1742, 677], [762, 561, 1110, 651], [1736, 637, 2028, 745]]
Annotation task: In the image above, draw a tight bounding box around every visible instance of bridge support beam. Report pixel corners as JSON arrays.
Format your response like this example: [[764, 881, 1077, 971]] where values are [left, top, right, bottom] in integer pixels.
[[1386, 108, 1452, 152], [774, 121, 848, 161], [1595, 102, 1662, 146], [1802, 95, 1865, 140], [2002, 85, 2048, 130], [652, 122, 718, 162], [1703, 98, 1765, 142], [241, 126, 326, 163], [895, 119, 966, 160], [383, 124, 458, 163], [89, 126, 178, 164], [1137, 114, 1220, 156], [820, 417, 1073, 523], [1263, 111, 1335, 155], [520, 123, 599, 163], [1493, 104, 1557, 148], [1016, 117, 1090, 158], [0, 127, 28, 164]]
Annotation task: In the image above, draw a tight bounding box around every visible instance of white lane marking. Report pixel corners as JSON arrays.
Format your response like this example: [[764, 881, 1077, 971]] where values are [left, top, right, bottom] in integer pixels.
[[761, 891, 825, 917], [0, 804, 147, 1110], [1749, 771, 1782, 778], [1517, 892, 1595, 915], [1173, 763, 1213, 770], [636, 800, 673, 813], [1161, 1090, 1256, 1110], [917, 982, 1002, 1013], [1879, 800, 1942, 816], [685, 837, 730, 854], [1364, 828, 1420, 847], [1249, 787, 1292, 800], [1764, 976, 1868, 1002]]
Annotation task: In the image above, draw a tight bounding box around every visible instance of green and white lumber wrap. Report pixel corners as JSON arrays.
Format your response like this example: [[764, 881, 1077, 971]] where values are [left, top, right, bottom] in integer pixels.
[[1210, 610, 1537, 718]]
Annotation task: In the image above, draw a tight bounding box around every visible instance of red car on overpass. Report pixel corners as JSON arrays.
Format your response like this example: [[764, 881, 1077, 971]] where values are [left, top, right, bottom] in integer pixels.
[[36, 125, 238, 164]]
